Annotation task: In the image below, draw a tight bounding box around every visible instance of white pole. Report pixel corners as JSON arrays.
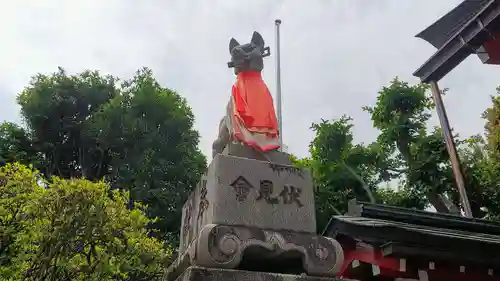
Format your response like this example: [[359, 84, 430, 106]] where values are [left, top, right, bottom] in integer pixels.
[[275, 19, 283, 151]]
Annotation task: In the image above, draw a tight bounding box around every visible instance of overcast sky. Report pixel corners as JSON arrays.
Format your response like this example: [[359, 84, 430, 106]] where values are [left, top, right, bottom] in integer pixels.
[[1, 0, 499, 158]]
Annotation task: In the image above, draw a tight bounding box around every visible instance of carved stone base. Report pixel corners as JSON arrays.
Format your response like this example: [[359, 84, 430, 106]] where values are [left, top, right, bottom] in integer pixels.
[[166, 266, 356, 281], [179, 154, 316, 253], [166, 224, 345, 281]]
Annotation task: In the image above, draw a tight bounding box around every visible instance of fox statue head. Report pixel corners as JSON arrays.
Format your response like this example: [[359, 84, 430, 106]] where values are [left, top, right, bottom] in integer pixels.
[[228, 31, 270, 75]]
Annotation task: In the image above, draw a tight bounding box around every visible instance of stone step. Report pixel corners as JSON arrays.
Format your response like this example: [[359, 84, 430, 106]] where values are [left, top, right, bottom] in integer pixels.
[[166, 266, 357, 281]]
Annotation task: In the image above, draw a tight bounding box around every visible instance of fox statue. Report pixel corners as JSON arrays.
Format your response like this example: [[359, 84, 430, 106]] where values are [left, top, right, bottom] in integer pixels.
[[212, 31, 280, 159]]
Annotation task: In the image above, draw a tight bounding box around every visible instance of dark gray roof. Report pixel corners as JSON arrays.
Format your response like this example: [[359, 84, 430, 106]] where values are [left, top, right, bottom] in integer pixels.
[[345, 198, 500, 234], [413, 0, 500, 82], [325, 200, 500, 247], [323, 200, 500, 268], [333, 215, 500, 245], [416, 0, 490, 49], [324, 201, 500, 265]]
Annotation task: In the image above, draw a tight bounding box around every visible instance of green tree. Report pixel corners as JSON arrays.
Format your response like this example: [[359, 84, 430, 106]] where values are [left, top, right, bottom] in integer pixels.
[[0, 122, 39, 166], [473, 89, 500, 218], [14, 67, 206, 243], [0, 163, 169, 281], [17, 67, 119, 180], [291, 114, 426, 231], [0, 162, 39, 276], [301, 116, 391, 230], [483, 88, 500, 158], [297, 78, 473, 231], [344, 77, 500, 219], [363, 78, 459, 213], [85, 68, 206, 243]]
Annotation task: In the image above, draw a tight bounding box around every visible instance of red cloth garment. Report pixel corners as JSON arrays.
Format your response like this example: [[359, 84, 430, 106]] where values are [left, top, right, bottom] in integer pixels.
[[229, 70, 280, 151]]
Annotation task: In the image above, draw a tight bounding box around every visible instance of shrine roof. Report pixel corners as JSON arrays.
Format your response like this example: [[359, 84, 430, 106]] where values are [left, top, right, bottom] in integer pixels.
[[332, 215, 500, 244], [416, 0, 490, 49], [324, 200, 500, 265], [413, 0, 500, 83]]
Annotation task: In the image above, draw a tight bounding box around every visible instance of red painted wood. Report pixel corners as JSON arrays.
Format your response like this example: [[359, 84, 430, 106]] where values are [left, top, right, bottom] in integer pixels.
[[337, 243, 500, 281], [337, 246, 402, 278], [483, 33, 500, 64]]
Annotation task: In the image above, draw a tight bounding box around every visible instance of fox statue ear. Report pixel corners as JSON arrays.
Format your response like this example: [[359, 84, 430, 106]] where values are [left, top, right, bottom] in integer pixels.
[[251, 31, 265, 48], [229, 38, 240, 54]]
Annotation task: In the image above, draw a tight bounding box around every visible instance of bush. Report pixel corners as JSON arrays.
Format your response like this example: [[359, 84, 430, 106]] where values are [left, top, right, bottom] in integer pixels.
[[0, 163, 169, 281]]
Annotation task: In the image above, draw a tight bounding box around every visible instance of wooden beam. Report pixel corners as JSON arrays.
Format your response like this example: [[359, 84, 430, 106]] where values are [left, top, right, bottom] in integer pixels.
[[429, 80, 473, 217]]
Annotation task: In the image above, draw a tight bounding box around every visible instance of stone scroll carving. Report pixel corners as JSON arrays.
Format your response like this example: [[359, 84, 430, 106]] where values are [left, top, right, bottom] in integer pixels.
[[166, 224, 345, 281]]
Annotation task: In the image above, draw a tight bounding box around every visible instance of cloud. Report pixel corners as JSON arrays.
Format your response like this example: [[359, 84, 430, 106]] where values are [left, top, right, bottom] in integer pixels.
[[0, 0, 496, 158]]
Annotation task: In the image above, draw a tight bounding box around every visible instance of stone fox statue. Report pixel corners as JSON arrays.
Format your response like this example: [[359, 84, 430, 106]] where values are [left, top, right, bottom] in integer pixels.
[[212, 31, 280, 158]]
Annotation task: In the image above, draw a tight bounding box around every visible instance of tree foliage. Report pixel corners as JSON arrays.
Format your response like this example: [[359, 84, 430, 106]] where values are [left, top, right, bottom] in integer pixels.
[[85, 68, 206, 242], [3, 67, 206, 244], [0, 163, 169, 281], [16, 67, 119, 180], [474, 88, 500, 219], [363, 78, 456, 213], [483, 88, 500, 158], [0, 122, 39, 166], [307, 116, 381, 229], [295, 77, 500, 231]]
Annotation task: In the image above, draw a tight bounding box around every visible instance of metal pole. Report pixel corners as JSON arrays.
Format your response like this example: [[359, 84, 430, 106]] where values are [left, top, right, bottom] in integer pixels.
[[275, 19, 283, 151], [429, 80, 473, 218]]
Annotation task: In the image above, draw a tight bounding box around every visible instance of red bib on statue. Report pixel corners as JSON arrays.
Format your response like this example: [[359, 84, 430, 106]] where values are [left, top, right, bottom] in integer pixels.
[[230, 71, 280, 151]]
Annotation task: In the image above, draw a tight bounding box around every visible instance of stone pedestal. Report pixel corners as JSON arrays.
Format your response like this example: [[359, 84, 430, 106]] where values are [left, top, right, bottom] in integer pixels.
[[179, 154, 316, 252], [165, 153, 345, 281], [167, 267, 356, 281]]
